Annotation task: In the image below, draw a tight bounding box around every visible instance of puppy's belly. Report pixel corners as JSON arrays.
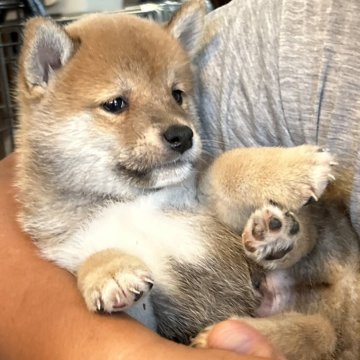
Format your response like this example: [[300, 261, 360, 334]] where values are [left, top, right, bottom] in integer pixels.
[[256, 270, 296, 317]]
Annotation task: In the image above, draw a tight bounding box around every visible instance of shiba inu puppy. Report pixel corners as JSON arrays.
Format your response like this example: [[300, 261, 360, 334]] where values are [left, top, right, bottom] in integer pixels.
[[15, 0, 359, 359], [17, 0, 259, 336]]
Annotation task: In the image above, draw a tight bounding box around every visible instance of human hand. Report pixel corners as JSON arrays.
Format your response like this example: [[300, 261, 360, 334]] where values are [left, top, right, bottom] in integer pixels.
[[193, 319, 286, 360]]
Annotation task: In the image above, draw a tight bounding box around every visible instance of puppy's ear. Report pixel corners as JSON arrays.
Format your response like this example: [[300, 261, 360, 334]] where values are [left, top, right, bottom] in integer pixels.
[[20, 17, 75, 92], [166, 0, 205, 57]]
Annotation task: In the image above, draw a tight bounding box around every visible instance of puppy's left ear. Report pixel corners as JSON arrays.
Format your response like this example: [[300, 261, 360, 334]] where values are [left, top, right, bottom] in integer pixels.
[[166, 0, 205, 57], [20, 17, 75, 93]]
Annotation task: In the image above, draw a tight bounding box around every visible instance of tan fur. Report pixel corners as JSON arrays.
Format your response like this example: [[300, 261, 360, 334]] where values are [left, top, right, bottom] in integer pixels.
[[200, 146, 335, 231]]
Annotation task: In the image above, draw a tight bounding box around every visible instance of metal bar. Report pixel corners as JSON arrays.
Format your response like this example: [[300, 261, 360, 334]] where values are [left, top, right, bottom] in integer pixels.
[[0, 23, 23, 30], [0, 5, 23, 10], [0, 41, 21, 48], [0, 44, 14, 150], [4, 56, 18, 63], [0, 125, 12, 132]]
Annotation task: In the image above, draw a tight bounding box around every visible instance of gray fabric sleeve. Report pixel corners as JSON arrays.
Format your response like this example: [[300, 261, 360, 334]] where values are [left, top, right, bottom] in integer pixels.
[[195, 0, 360, 234]]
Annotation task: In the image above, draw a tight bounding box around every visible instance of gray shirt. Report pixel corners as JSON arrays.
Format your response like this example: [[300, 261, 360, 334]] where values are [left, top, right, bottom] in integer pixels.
[[196, 0, 360, 234]]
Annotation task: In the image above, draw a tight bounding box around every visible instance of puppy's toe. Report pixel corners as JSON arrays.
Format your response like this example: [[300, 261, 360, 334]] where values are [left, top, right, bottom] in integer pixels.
[[77, 249, 154, 313]]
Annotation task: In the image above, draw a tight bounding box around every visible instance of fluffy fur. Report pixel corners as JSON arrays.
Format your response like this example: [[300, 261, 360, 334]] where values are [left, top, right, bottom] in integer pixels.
[[16, 1, 360, 358]]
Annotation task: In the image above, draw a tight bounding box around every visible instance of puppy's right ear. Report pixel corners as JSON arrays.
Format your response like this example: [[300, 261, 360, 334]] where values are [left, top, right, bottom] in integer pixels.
[[20, 17, 75, 94], [166, 0, 205, 58]]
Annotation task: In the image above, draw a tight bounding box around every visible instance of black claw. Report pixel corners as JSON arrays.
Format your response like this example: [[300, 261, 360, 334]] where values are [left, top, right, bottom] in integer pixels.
[[265, 244, 293, 261], [134, 290, 143, 302], [147, 281, 154, 290], [269, 217, 282, 231], [304, 196, 317, 206]]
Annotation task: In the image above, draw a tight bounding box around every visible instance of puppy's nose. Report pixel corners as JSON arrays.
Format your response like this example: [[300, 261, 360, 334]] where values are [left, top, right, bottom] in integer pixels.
[[163, 125, 193, 154]]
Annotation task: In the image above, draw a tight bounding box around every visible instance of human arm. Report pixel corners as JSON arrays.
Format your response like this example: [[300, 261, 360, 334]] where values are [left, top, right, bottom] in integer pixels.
[[0, 154, 282, 360]]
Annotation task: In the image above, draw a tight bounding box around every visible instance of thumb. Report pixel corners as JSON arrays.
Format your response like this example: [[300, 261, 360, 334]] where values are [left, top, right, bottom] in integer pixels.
[[206, 319, 286, 359]]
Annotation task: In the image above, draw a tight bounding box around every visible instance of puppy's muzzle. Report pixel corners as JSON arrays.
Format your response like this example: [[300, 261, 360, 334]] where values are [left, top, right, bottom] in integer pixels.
[[163, 125, 193, 154]]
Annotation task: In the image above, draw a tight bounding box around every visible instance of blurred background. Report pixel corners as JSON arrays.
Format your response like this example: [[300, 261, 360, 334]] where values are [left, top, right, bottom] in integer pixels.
[[0, 0, 227, 160]]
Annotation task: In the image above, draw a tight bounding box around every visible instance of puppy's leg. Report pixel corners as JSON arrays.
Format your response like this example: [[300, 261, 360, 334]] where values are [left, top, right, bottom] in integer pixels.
[[193, 312, 337, 360], [77, 249, 153, 313], [241, 204, 315, 270], [200, 145, 336, 231]]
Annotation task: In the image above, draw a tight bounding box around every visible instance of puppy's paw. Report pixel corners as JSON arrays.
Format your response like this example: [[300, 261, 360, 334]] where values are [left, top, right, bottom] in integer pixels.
[[77, 249, 154, 313], [242, 205, 301, 269], [297, 145, 336, 204], [281, 145, 336, 209]]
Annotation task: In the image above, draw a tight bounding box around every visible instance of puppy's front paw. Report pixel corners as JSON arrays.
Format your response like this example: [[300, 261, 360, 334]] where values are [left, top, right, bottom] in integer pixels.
[[298, 145, 336, 203], [242, 205, 301, 269], [281, 145, 336, 209], [77, 249, 154, 313]]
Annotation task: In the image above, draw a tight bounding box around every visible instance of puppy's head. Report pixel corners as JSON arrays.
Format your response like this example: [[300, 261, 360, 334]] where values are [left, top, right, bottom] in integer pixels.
[[17, 0, 205, 199]]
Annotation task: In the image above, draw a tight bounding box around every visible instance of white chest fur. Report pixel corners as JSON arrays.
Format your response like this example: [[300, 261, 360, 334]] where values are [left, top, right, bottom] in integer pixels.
[[41, 186, 207, 329]]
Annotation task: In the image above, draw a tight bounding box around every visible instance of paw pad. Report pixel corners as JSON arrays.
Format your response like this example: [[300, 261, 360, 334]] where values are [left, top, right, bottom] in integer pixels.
[[268, 217, 282, 231], [242, 205, 301, 268]]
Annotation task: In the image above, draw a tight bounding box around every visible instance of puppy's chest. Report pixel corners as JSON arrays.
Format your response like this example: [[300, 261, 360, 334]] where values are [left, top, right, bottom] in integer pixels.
[[81, 192, 206, 275]]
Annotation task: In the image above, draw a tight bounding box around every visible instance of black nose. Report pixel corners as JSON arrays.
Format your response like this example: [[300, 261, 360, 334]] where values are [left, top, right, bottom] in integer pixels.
[[163, 125, 193, 154]]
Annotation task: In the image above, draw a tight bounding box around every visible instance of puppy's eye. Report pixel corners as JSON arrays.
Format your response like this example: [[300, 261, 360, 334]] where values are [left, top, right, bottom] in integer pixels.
[[172, 89, 183, 105], [102, 97, 128, 114]]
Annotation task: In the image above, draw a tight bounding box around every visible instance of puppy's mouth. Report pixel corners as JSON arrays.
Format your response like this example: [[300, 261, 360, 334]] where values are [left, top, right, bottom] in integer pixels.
[[116, 159, 194, 188], [116, 163, 152, 180]]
